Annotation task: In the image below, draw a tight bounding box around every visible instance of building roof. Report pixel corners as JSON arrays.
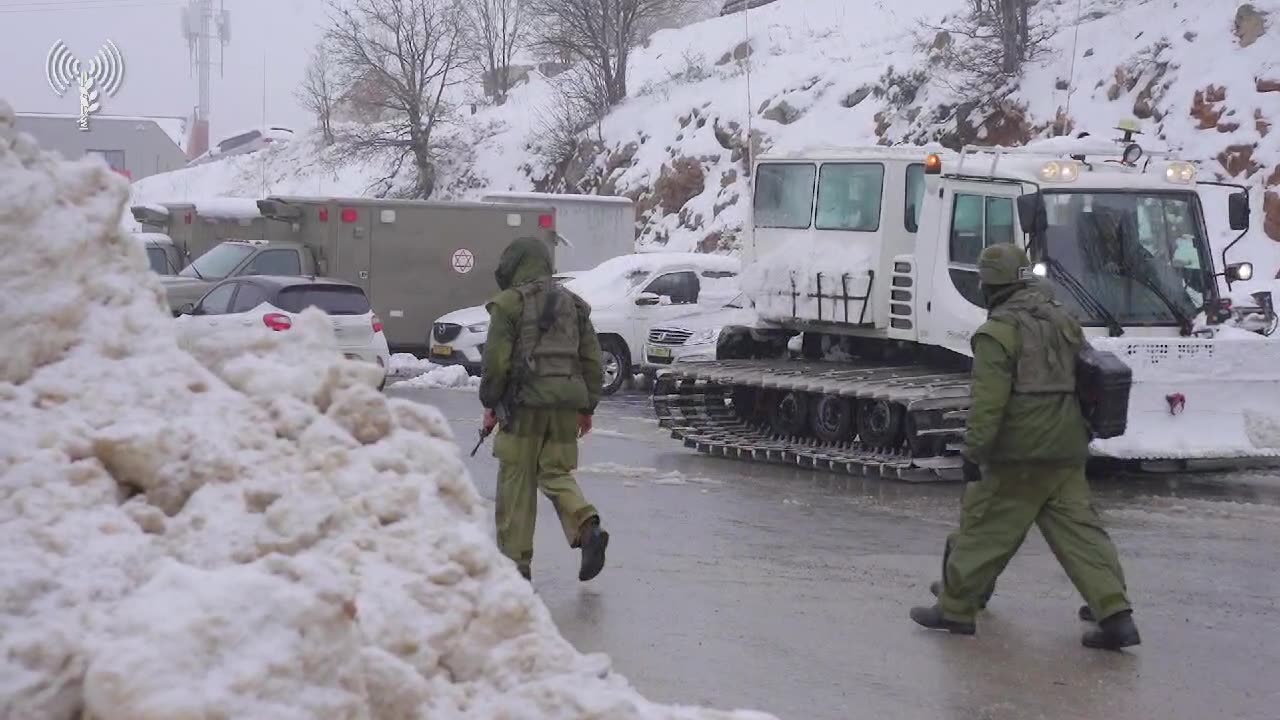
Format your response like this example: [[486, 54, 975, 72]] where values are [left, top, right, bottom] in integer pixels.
[[16, 112, 187, 152]]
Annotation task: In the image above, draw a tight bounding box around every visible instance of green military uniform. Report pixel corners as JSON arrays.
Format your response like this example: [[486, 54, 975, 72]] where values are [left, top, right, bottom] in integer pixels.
[[912, 244, 1140, 650], [479, 237, 608, 582]]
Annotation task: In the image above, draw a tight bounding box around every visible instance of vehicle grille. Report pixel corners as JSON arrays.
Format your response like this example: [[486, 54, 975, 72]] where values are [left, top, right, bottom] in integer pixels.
[[433, 323, 462, 343], [648, 328, 693, 346]]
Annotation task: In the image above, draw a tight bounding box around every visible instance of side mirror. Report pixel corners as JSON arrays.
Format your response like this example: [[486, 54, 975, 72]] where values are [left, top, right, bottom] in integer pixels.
[[1225, 262, 1254, 283], [635, 292, 661, 306], [177, 302, 196, 315], [1016, 193, 1048, 235], [1228, 191, 1250, 232]]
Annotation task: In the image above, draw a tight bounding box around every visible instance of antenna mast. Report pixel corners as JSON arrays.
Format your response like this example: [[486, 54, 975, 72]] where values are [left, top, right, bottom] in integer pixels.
[[181, 0, 231, 159]]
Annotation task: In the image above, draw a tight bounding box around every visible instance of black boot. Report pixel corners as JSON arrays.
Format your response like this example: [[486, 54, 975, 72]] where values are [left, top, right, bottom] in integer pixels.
[[909, 605, 976, 635], [578, 517, 609, 582], [929, 580, 992, 610], [1081, 609, 1141, 650]]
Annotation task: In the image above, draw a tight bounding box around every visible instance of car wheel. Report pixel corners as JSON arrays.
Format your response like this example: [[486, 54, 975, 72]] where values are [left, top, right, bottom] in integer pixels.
[[600, 337, 629, 396]]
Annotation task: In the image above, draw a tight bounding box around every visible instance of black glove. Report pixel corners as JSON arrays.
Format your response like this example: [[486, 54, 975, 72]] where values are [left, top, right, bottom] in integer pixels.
[[962, 459, 982, 484]]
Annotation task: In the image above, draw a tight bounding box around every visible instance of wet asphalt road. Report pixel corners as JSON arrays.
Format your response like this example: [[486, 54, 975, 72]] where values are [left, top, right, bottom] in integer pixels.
[[388, 382, 1280, 720]]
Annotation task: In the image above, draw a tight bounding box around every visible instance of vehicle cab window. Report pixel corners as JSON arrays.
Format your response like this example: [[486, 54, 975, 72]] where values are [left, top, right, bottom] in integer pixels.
[[949, 193, 1017, 306], [643, 271, 700, 304], [815, 162, 884, 231], [197, 283, 238, 315], [229, 283, 269, 313], [245, 249, 301, 276]]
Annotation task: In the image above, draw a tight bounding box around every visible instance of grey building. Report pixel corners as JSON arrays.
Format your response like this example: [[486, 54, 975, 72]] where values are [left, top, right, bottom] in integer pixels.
[[14, 112, 187, 182]]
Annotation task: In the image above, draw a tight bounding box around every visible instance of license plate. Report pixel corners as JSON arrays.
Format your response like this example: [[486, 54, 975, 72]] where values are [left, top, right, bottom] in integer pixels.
[[432, 344, 452, 357], [649, 346, 672, 358]]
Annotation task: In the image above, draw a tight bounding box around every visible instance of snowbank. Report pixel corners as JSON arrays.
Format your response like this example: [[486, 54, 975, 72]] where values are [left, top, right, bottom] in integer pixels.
[[400, 365, 482, 391], [0, 101, 772, 720]]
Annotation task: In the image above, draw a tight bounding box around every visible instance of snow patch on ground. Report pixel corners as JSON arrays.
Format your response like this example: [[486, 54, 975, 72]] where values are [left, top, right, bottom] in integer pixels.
[[399, 365, 482, 391], [0, 100, 772, 720]]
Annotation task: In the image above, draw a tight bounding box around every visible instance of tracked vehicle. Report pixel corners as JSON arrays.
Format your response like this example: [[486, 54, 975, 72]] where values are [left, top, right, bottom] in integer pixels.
[[652, 135, 1280, 480]]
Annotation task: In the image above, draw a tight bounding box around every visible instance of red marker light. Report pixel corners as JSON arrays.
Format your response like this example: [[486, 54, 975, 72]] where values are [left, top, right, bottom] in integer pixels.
[[538, 213, 554, 229], [262, 313, 293, 331], [319, 208, 329, 222], [341, 208, 358, 223]]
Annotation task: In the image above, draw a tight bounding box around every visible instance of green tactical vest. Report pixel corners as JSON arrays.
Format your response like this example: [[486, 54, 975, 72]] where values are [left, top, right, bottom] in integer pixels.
[[987, 288, 1082, 394], [513, 279, 582, 384]]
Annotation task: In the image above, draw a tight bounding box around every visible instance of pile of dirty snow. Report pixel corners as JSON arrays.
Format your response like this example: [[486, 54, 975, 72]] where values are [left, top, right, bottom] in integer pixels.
[[399, 364, 481, 391], [0, 101, 772, 720]]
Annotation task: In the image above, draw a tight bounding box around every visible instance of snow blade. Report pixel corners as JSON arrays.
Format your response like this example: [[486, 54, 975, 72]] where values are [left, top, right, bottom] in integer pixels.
[[1089, 337, 1280, 461]]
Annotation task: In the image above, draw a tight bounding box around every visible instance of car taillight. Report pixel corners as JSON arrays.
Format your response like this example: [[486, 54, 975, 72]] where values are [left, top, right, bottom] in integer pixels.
[[371, 314, 383, 333], [263, 313, 292, 331]]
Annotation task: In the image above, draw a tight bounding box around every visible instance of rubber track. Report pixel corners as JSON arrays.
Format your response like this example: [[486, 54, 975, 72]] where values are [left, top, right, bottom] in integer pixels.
[[652, 359, 974, 482]]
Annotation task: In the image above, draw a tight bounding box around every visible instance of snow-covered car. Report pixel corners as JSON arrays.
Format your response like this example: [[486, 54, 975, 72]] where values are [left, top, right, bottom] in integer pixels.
[[133, 231, 183, 276], [186, 126, 294, 166], [429, 253, 741, 395], [174, 275, 390, 388], [641, 292, 759, 372]]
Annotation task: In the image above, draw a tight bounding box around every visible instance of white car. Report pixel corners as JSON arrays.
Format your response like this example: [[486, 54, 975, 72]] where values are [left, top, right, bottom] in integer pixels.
[[429, 253, 741, 395], [174, 275, 391, 388], [641, 292, 759, 372]]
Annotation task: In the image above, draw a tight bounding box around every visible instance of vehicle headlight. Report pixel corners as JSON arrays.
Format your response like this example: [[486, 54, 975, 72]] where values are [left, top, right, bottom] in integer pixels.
[[688, 328, 720, 345], [1039, 160, 1080, 183], [1165, 162, 1196, 184], [466, 321, 489, 333]]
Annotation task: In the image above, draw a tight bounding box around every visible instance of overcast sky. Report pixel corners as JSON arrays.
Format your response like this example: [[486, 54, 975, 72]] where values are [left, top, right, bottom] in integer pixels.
[[1, 0, 327, 143]]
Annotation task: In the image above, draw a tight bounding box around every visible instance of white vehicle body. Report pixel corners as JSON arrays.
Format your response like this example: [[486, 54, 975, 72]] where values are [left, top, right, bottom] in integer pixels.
[[174, 275, 390, 388], [642, 294, 760, 371], [430, 253, 741, 394], [482, 192, 636, 272], [654, 134, 1280, 477]]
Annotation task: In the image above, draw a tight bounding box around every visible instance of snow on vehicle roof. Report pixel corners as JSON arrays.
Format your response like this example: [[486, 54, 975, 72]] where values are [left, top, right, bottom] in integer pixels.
[[192, 197, 264, 219], [131, 231, 175, 246], [0, 100, 771, 720], [564, 252, 739, 305], [483, 191, 635, 206]]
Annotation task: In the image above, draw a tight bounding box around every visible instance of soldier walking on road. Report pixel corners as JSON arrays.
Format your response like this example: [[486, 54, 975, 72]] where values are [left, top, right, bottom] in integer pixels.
[[479, 236, 609, 583], [910, 244, 1141, 651]]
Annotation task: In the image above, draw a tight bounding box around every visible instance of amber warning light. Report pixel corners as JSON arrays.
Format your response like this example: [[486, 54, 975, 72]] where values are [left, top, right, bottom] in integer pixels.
[[925, 153, 942, 175]]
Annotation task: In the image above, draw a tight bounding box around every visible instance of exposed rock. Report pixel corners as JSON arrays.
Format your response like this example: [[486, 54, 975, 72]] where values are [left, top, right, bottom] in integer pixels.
[[1084, 48, 1095, 58], [699, 231, 722, 253], [1218, 122, 1242, 134], [1265, 191, 1280, 242], [1257, 109, 1273, 138], [732, 40, 753, 61], [720, 168, 738, 188], [1234, 4, 1269, 48], [716, 51, 733, 66], [1217, 144, 1262, 178], [713, 193, 739, 217], [1184, 31, 1198, 42], [1190, 85, 1228, 129], [1056, 79, 1070, 91], [762, 100, 803, 125], [1258, 78, 1280, 93], [841, 86, 873, 109], [653, 157, 706, 215]]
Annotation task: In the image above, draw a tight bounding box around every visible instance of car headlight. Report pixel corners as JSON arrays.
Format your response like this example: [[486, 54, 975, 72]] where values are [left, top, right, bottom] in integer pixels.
[[466, 322, 489, 333], [688, 328, 720, 345]]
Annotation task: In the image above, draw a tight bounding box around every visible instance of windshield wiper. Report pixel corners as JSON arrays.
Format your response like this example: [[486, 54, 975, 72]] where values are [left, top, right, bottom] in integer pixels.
[[1129, 270, 1193, 336], [1044, 257, 1125, 337]]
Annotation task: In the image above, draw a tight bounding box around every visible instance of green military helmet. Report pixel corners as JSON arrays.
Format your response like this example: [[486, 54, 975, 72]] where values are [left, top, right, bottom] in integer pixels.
[[977, 244, 1032, 286]]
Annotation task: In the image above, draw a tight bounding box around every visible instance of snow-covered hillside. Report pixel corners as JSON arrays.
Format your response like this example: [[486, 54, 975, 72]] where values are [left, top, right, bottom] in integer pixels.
[[131, 0, 1280, 268]]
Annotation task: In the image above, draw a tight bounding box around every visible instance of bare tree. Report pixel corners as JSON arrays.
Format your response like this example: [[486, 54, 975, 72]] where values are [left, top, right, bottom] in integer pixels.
[[464, 0, 524, 105], [297, 44, 338, 145], [324, 0, 469, 198], [935, 0, 1054, 96], [526, 0, 696, 106]]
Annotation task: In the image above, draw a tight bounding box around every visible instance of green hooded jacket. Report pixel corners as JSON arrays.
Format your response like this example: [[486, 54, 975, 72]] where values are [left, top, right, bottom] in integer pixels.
[[963, 281, 1091, 466], [479, 237, 604, 414]]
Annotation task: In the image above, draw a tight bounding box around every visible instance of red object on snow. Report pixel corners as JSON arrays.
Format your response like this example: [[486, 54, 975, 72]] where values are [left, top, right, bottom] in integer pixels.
[[1166, 393, 1186, 415]]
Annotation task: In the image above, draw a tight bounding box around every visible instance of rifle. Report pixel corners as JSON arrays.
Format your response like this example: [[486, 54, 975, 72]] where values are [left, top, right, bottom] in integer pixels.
[[470, 402, 512, 457]]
